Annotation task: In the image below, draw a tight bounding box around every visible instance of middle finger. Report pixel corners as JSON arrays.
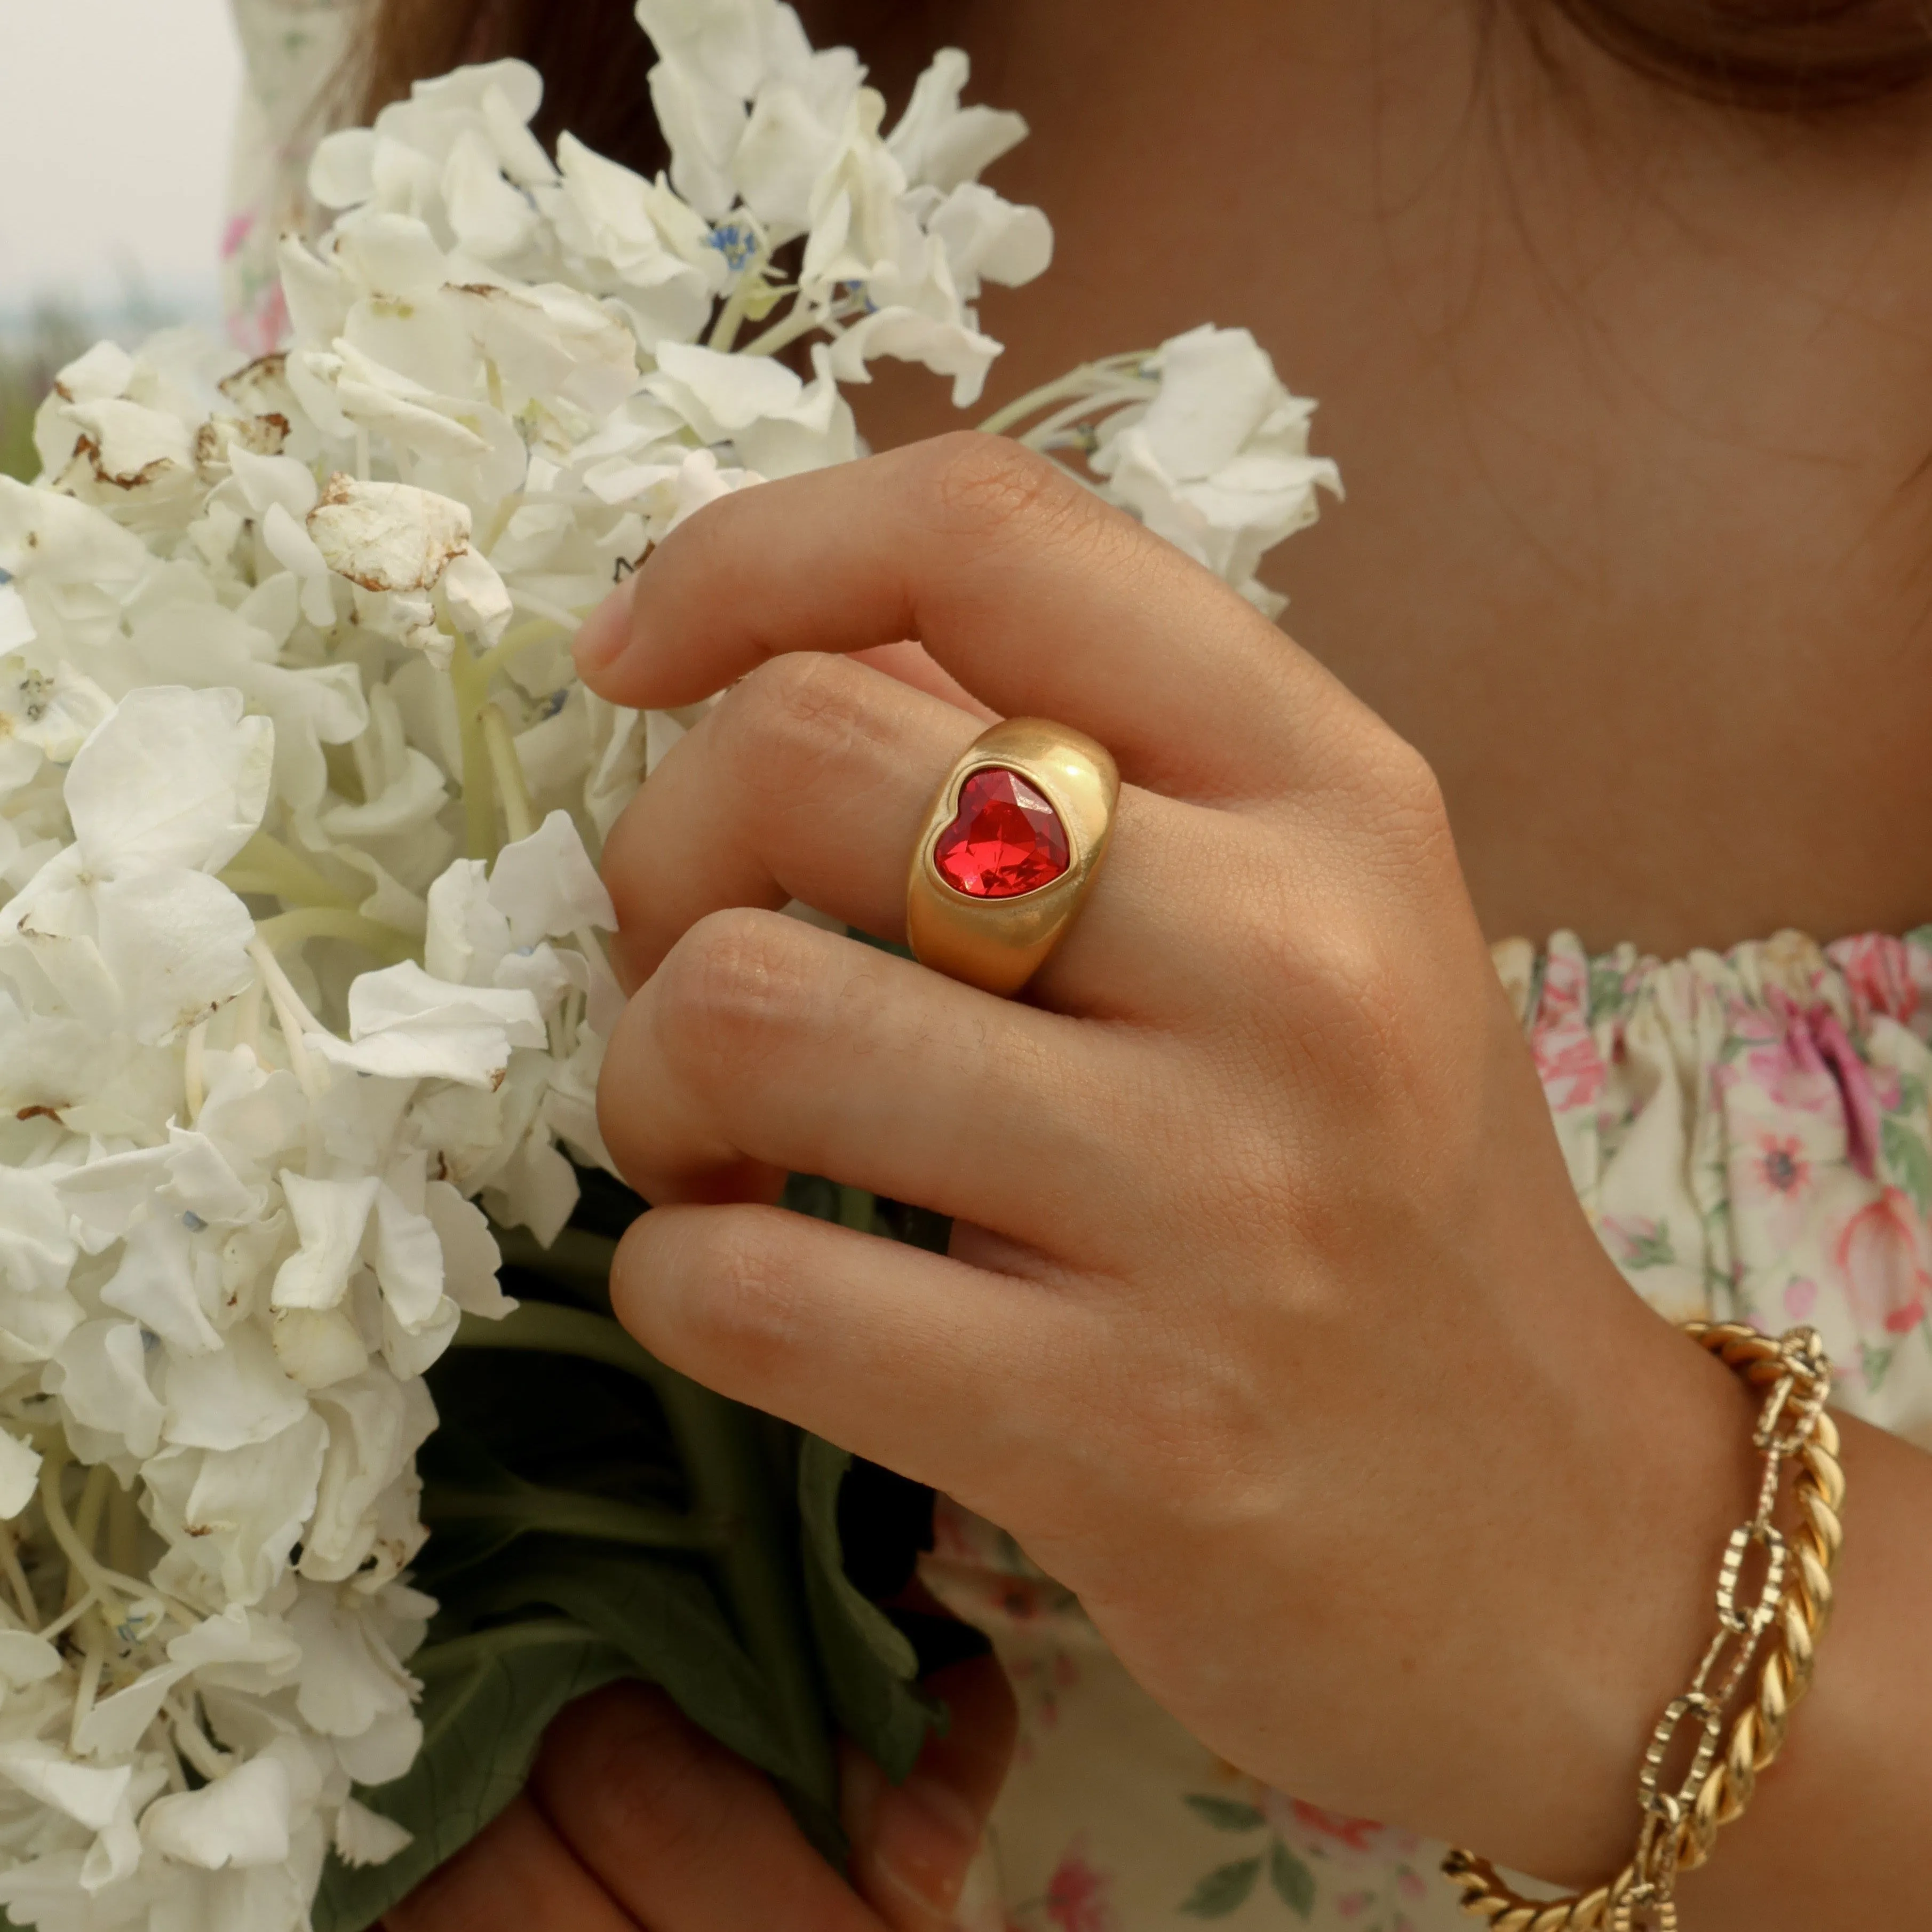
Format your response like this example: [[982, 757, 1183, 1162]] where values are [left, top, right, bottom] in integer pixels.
[[600, 648, 1258, 1023]]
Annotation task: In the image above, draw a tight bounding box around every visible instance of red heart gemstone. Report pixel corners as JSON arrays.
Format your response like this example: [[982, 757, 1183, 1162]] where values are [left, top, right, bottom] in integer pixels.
[[932, 767, 1071, 899]]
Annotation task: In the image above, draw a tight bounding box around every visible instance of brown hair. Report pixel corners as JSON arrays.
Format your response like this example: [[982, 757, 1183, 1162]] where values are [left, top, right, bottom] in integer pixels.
[[1543, 1, 1932, 109], [355, 2, 1932, 153]]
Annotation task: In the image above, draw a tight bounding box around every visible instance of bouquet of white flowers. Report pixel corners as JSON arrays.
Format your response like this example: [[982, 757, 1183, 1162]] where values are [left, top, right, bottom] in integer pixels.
[[0, 6, 1338, 1928]]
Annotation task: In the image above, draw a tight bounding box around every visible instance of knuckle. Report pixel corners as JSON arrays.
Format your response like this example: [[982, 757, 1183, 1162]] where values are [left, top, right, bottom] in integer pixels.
[[714, 650, 881, 800], [912, 431, 1081, 550], [545, 1686, 740, 1877], [677, 1209, 807, 1369], [1371, 733, 1453, 854], [651, 907, 817, 1083]]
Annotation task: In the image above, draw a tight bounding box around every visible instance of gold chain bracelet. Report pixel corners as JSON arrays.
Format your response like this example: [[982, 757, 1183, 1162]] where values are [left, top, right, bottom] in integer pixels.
[[1442, 1322, 1846, 1932]]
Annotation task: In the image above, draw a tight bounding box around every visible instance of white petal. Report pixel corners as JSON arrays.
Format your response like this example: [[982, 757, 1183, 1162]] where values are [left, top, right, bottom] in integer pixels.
[[263, 502, 339, 629], [312, 960, 544, 1087], [142, 1754, 292, 1869], [369, 1186, 445, 1332], [423, 1182, 513, 1318], [311, 126, 377, 208], [167, 1603, 303, 1683], [47, 1319, 165, 1461], [271, 1173, 380, 1313], [288, 1585, 418, 1738], [319, 746, 448, 840], [825, 305, 1001, 409], [73, 1659, 188, 1759], [335, 1708, 424, 1785], [442, 546, 513, 647], [66, 686, 273, 879], [0, 1429, 39, 1520], [94, 868, 257, 1044], [304, 1372, 435, 1580], [886, 49, 1028, 192], [0, 1632, 59, 1688], [271, 1306, 373, 1390], [160, 1320, 312, 1451], [141, 1412, 328, 1605], [0, 1165, 77, 1297], [308, 475, 473, 595], [424, 858, 512, 987], [488, 809, 616, 945], [0, 1744, 131, 1831], [334, 1798, 414, 1867], [227, 447, 319, 522], [101, 1212, 223, 1356]]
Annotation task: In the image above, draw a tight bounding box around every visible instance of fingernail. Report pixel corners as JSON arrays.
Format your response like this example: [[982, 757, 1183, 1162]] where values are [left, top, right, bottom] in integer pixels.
[[866, 1766, 987, 1918], [574, 574, 638, 677]]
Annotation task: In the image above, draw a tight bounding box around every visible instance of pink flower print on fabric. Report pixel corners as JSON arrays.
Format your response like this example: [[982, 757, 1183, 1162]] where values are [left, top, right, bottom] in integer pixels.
[[1728, 992, 1881, 1176], [1531, 947, 1604, 1114], [1043, 1839, 1117, 1932], [1836, 1188, 1931, 1337], [1264, 1787, 1419, 1865], [1827, 932, 1921, 1036]]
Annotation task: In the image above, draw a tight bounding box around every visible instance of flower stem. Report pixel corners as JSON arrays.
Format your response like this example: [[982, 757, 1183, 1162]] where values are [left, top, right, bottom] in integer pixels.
[[974, 353, 1153, 438], [411, 1617, 603, 1677], [448, 632, 499, 862], [423, 1481, 720, 1552], [219, 831, 359, 912], [472, 616, 565, 688], [253, 908, 418, 964], [738, 303, 825, 361], [480, 703, 536, 845]]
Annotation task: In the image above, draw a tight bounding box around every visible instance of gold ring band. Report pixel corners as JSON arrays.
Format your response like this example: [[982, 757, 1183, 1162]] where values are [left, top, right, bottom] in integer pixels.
[[906, 717, 1119, 996]]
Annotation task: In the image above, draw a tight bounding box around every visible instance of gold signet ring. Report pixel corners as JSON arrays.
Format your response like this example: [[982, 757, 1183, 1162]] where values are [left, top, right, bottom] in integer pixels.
[[905, 717, 1119, 996]]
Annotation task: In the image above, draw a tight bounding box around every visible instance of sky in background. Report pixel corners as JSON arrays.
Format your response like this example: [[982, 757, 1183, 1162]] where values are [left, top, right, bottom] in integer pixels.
[[0, 0, 242, 329]]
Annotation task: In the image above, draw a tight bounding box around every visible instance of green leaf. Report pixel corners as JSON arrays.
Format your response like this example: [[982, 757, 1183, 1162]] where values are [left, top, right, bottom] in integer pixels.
[[1269, 1840, 1317, 1917], [311, 1619, 633, 1932], [798, 1435, 941, 1783], [455, 1542, 805, 1786], [1179, 1856, 1262, 1918], [1184, 1793, 1266, 1832], [1883, 1115, 1932, 1217]]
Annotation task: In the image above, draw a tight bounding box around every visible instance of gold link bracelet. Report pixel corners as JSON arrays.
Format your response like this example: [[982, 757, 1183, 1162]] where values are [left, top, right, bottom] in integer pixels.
[[1442, 1323, 1846, 1931]]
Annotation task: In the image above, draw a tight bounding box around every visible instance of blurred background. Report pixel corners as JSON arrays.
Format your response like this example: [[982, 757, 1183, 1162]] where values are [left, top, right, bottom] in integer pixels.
[[0, 0, 241, 478]]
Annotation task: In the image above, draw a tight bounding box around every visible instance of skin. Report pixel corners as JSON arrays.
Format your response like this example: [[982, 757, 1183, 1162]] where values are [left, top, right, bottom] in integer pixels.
[[392, 3, 1932, 1925]]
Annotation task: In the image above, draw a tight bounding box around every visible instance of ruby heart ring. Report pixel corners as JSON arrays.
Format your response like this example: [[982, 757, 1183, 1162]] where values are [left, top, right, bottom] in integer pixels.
[[906, 717, 1120, 996]]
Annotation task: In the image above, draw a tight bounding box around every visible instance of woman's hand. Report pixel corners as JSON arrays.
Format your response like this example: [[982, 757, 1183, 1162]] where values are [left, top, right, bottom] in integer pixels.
[[576, 433, 1761, 1886], [384, 1656, 1014, 1931]]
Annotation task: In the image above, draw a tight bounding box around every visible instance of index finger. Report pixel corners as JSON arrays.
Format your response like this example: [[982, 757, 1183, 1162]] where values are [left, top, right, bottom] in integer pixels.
[[572, 433, 1364, 804]]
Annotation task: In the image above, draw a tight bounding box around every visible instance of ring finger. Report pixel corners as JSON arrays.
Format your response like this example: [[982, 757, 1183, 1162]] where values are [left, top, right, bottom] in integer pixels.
[[600, 646, 1272, 1025]]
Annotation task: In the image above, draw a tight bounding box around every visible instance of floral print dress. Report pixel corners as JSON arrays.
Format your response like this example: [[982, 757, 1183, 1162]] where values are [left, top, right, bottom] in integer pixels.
[[924, 928, 1932, 1931]]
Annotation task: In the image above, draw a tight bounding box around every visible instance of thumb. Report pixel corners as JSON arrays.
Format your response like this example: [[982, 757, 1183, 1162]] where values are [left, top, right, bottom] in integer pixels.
[[840, 1653, 1017, 1932]]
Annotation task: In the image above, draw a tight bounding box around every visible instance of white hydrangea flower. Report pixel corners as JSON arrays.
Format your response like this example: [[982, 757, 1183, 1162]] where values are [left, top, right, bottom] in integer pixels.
[[1086, 324, 1343, 618], [0, 10, 1335, 1926]]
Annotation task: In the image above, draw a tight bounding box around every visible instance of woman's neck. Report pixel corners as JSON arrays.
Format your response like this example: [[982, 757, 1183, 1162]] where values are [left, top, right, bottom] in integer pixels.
[[849, 1, 1932, 954]]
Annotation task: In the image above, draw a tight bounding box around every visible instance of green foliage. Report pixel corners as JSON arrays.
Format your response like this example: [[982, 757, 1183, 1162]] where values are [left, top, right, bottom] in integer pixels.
[[1179, 1856, 1262, 1917], [313, 1623, 635, 1931], [1268, 1839, 1316, 1917], [1183, 1793, 1266, 1832], [799, 1436, 941, 1783], [1883, 1114, 1932, 1218]]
